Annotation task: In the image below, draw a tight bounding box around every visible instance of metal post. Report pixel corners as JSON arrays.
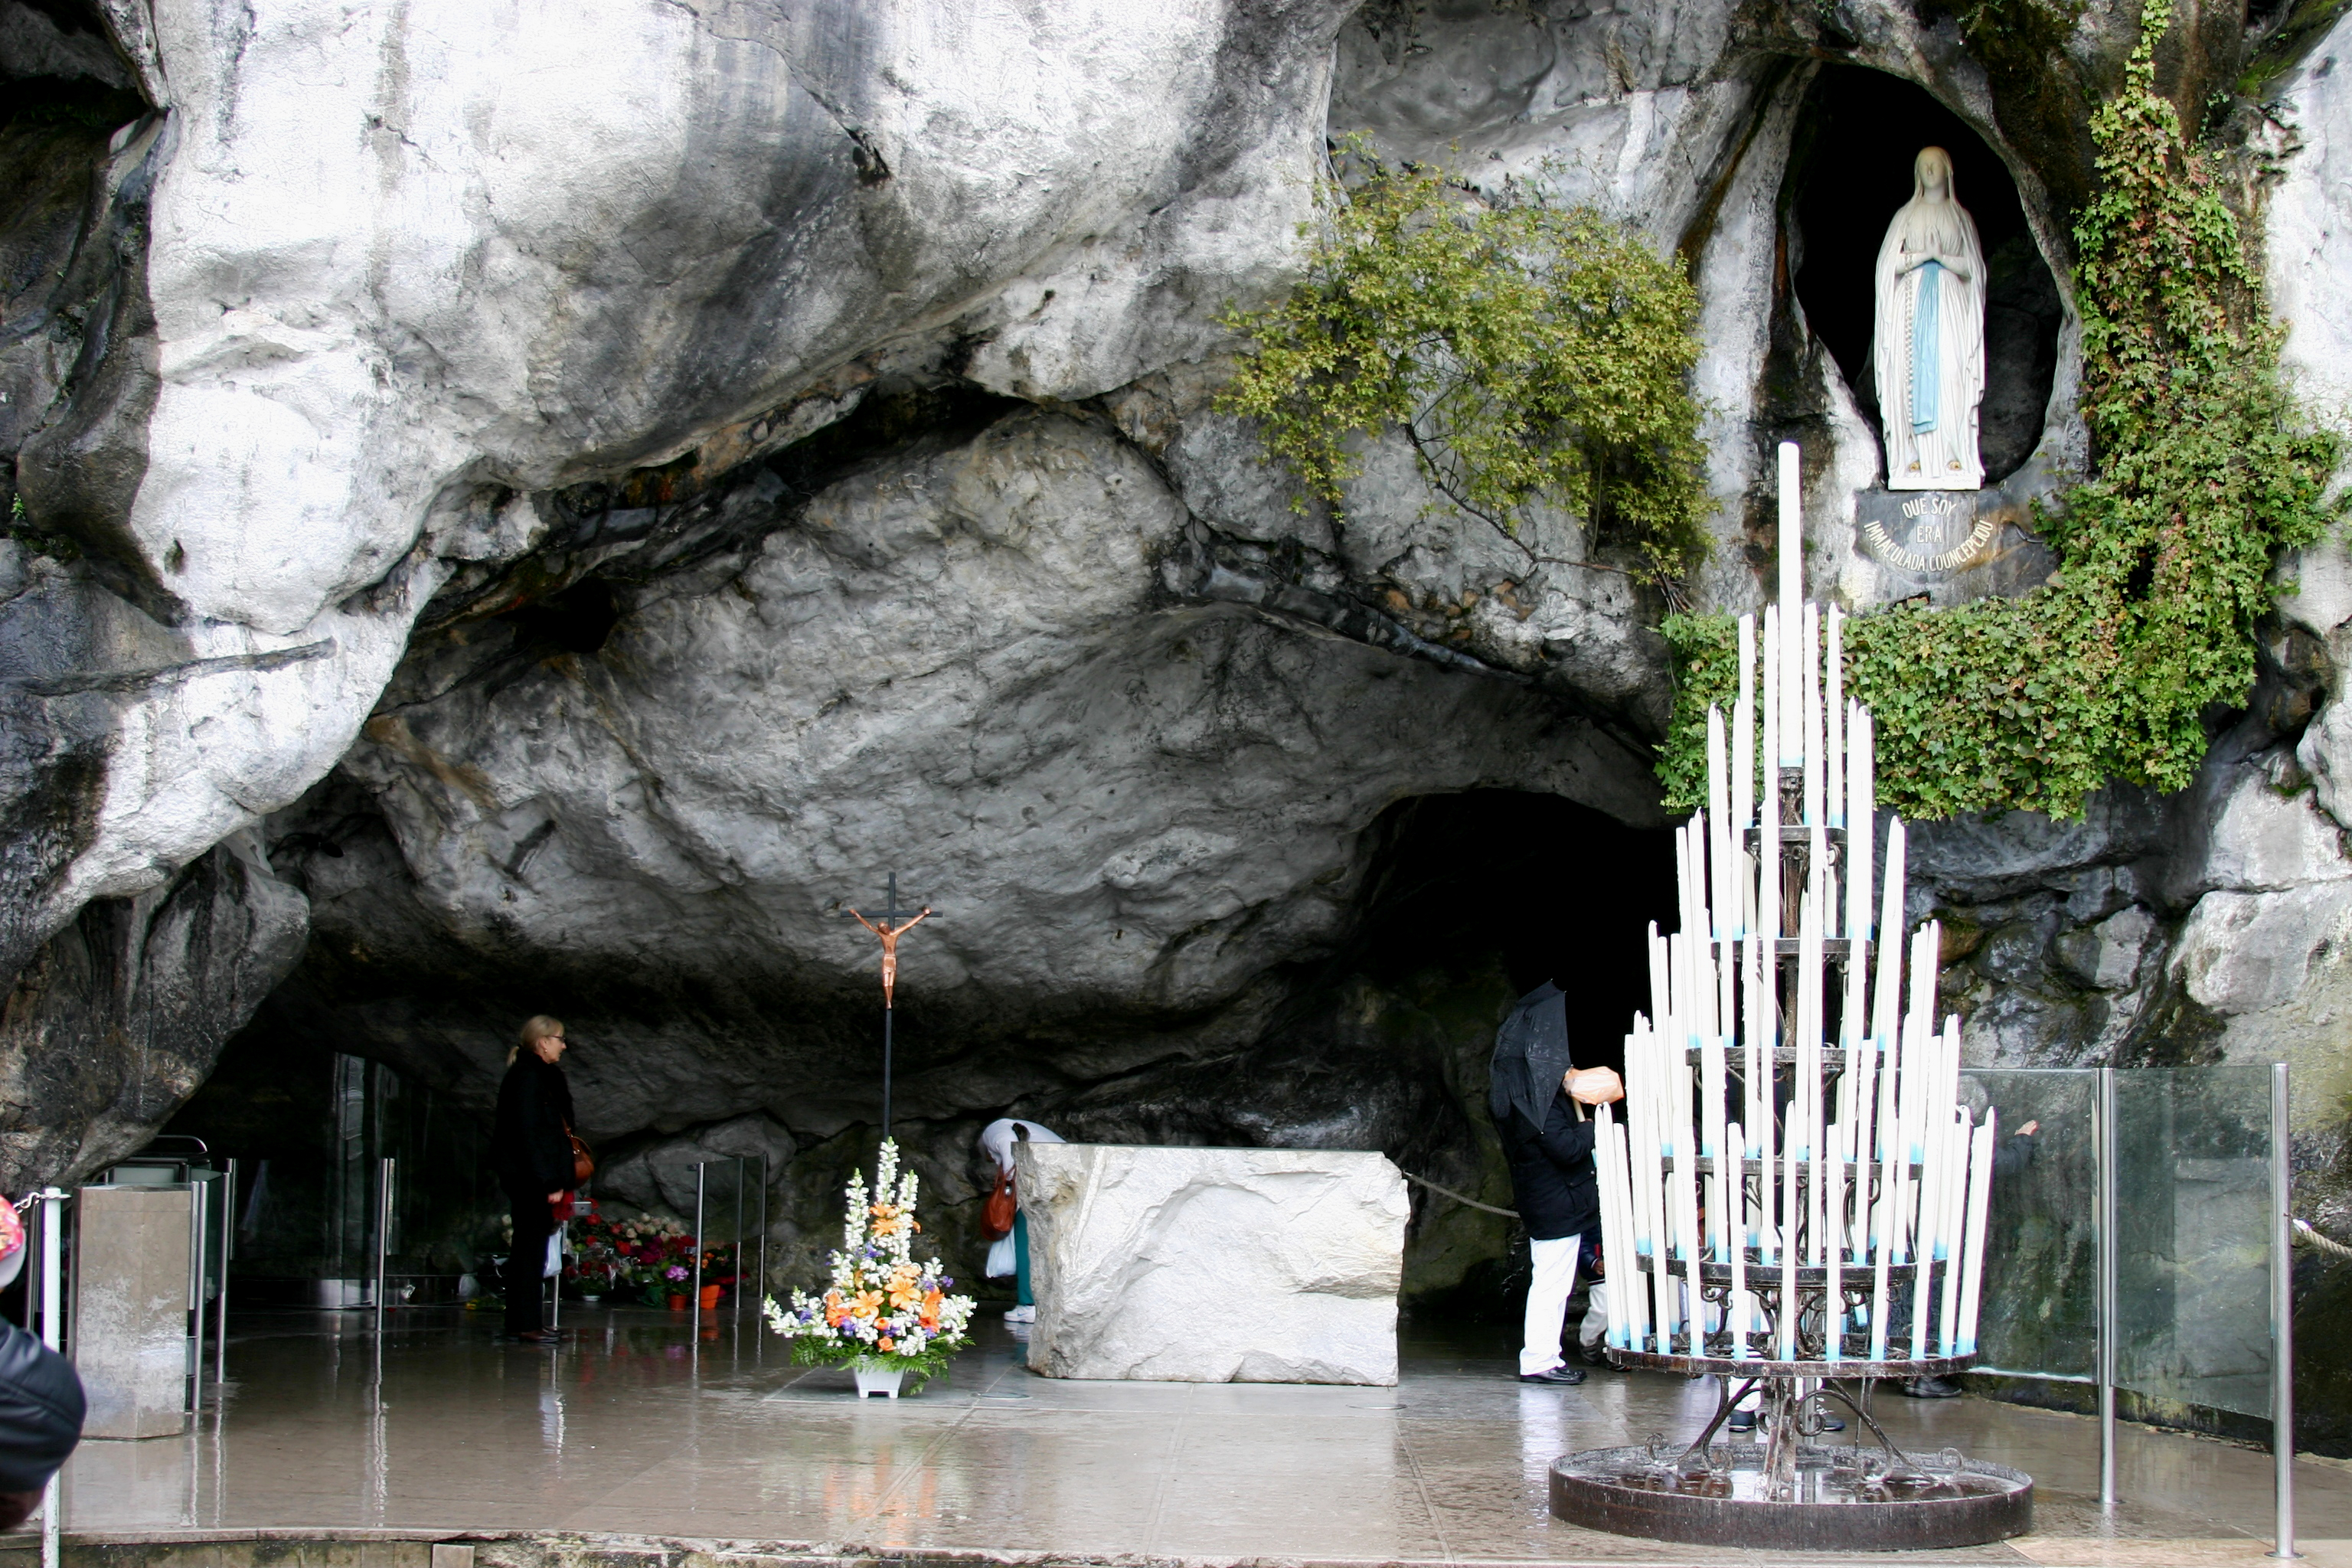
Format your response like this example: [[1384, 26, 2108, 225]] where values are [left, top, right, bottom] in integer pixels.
[[756, 1155, 769, 1362], [217, 1160, 235, 1386], [188, 1177, 207, 1413], [372, 1157, 394, 1336], [37, 1187, 64, 1568], [692, 1164, 706, 1310], [2098, 1066, 2118, 1514], [882, 1007, 893, 1144], [2272, 1061, 2299, 1559], [733, 1158, 745, 1331]]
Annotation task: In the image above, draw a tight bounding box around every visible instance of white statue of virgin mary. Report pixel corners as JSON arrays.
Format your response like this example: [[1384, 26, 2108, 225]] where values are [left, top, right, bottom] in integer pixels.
[[1873, 146, 1986, 491]]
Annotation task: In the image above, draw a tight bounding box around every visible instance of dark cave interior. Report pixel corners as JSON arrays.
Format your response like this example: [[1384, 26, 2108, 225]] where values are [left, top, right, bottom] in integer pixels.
[[1339, 789, 1677, 1083], [162, 785, 1677, 1302], [1785, 66, 2063, 484]]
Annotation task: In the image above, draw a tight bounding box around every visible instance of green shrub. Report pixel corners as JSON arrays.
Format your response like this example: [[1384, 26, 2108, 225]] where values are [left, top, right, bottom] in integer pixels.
[[1217, 155, 1710, 594]]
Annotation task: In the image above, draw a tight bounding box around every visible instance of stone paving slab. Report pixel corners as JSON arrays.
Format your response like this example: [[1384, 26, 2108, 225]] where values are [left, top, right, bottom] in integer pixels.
[[43, 1308, 2350, 1564]]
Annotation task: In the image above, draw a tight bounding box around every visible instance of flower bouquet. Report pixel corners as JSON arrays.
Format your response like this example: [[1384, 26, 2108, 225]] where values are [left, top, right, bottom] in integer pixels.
[[764, 1139, 974, 1391]]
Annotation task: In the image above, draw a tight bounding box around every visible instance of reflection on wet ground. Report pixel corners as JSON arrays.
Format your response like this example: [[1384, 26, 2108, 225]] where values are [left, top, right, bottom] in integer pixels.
[[56, 1306, 2352, 1563]]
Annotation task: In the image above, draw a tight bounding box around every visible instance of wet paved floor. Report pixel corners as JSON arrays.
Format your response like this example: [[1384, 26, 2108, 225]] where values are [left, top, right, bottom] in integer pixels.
[[57, 1305, 2352, 1563]]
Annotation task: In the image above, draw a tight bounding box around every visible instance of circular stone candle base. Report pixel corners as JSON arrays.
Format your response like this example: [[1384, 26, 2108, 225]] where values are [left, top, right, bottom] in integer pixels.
[[1550, 1443, 2033, 1551]]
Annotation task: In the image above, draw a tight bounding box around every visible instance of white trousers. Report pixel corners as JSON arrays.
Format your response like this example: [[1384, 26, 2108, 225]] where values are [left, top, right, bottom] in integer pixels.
[[1521, 1234, 1582, 1376]]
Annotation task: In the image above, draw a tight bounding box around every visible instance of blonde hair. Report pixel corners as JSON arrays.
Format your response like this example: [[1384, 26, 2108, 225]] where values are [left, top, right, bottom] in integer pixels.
[[508, 1014, 566, 1067]]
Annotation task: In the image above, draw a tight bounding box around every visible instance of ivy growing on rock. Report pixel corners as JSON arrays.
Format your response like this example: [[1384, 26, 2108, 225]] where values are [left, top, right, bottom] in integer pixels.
[[1217, 155, 1710, 595], [1661, 0, 2341, 819]]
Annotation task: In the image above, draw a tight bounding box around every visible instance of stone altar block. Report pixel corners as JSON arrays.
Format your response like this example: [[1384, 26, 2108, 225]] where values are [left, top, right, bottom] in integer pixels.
[[74, 1184, 192, 1439], [1015, 1144, 1407, 1385]]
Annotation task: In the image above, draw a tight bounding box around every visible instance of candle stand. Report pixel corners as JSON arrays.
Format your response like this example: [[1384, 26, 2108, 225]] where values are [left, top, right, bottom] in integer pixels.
[[1548, 443, 2033, 1550]]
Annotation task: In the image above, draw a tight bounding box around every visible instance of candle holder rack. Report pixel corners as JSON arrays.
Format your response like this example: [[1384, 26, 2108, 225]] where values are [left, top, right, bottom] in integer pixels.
[[1548, 443, 2033, 1552]]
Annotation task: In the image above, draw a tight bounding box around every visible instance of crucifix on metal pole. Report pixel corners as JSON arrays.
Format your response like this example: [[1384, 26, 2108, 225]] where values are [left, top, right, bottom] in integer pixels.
[[841, 871, 934, 1142]]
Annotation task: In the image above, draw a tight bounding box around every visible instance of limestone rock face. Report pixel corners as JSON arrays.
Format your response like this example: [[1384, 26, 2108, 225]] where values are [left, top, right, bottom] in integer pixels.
[[1018, 1143, 1406, 1385], [0, 831, 307, 1191]]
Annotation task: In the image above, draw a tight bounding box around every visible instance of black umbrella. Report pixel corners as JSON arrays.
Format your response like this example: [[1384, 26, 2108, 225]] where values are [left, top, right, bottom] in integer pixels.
[[1488, 982, 1575, 1132]]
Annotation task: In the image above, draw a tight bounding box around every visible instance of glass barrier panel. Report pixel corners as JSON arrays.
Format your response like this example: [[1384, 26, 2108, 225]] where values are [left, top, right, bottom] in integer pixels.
[[1958, 1068, 2099, 1383], [2112, 1065, 2274, 1419]]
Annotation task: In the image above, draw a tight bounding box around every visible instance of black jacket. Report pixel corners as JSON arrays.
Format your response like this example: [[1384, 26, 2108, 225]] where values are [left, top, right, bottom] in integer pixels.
[[1501, 1089, 1599, 1242], [493, 1054, 577, 1201], [0, 1317, 82, 1494]]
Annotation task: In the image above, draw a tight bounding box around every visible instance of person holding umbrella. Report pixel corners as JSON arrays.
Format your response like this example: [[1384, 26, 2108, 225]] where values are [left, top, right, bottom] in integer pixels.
[[1490, 982, 1624, 1384]]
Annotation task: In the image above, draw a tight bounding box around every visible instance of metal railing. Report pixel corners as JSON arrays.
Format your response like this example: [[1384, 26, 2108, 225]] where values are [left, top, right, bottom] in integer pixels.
[[1959, 1063, 2295, 1557]]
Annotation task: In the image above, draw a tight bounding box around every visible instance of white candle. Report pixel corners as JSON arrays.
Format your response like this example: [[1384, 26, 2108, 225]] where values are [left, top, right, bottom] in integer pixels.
[[1826, 1111, 1846, 1361], [1760, 610, 1783, 949], [1777, 441, 1802, 756], [1594, 1106, 1632, 1349], [1804, 834, 1828, 1266], [1781, 1097, 1801, 1359], [1648, 923, 1669, 1036], [1826, 606, 1845, 834], [1856, 706, 1877, 872], [1726, 1119, 1749, 1357], [1802, 601, 1822, 822], [1871, 819, 1907, 1047], [1957, 1109, 1997, 1355], [1936, 1108, 1969, 1356], [1702, 1037, 1727, 1265], [1908, 1076, 1943, 1363], [1707, 709, 1731, 943], [1736, 614, 1756, 828], [1742, 936, 1770, 1263]]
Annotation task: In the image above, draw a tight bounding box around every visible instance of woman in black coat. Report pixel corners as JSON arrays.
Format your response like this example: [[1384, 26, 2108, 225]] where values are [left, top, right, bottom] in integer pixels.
[[492, 1015, 576, 1343]]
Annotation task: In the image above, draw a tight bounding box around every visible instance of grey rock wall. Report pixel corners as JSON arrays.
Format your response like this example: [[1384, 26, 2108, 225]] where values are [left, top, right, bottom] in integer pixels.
[[5, 2, 2352, 1434]]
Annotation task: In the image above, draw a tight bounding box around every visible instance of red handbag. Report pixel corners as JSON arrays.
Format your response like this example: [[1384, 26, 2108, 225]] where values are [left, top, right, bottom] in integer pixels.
[[981, 1168, 1017, 1240]]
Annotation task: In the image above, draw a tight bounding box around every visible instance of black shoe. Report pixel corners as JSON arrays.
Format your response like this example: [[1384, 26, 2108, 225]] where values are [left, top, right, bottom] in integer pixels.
[[1519, 1366, 1587, 1385], [1900, 1376, 1962, 1399], [1579, 1341, 1614, 1367], [1816, 1414, 1847, 1432], [1727, 1409, 1756, 1432]]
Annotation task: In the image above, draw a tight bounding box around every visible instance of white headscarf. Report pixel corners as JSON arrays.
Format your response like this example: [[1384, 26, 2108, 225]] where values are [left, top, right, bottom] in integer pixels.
[[979, 1117, 1064, 1175]]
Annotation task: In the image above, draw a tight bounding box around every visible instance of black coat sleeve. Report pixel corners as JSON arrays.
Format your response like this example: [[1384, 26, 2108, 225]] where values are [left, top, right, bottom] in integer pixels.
[[1529, 1104, 1596, 1171], [0, 1318, 81, 1494]]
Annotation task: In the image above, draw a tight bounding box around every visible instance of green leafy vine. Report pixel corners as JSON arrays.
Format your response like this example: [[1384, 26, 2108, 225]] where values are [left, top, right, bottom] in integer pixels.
[[1216, 152, 1710, 595], [1661, 0, 2340, 819]]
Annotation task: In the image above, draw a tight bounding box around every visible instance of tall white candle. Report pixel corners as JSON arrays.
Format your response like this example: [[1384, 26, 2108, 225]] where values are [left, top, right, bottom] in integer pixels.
[[1957, 1109, 1997, 1355], [1936, 1108, 1969, 1356], [1760, 612, 1783, 949], [1826, 605, 1845, 835], [1726, 1118, 1749, 1357], [1742, 936, 1771, 1262], [1804, 833, 1828, 1266], [1871, 819, 1907, 1047], [1648, 923, 1669, 1037], [1826, 1112, 1846, 1361], [1702, 1037, 1728, 1265], [1781, 1100, 1801, 1359], [1736, 614, 1756, 825], [1707, 709, 1731, 943], [1802, 602, 1823, 822], [1777, 441, 1802, 756]]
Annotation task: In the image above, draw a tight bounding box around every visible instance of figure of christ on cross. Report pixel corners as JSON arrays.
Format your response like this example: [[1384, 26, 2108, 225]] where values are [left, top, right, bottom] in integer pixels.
[[851, 905, 933, 1008]]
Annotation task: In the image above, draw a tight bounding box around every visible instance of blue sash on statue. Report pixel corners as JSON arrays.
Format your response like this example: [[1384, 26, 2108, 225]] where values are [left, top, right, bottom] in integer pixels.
[[1911, 260, 1942, 435]]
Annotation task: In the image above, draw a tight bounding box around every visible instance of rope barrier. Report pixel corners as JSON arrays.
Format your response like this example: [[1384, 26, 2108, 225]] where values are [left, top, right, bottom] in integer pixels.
[[2294, 1217, 2352, 1261], [1401, 1171, 1520, 1218]]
